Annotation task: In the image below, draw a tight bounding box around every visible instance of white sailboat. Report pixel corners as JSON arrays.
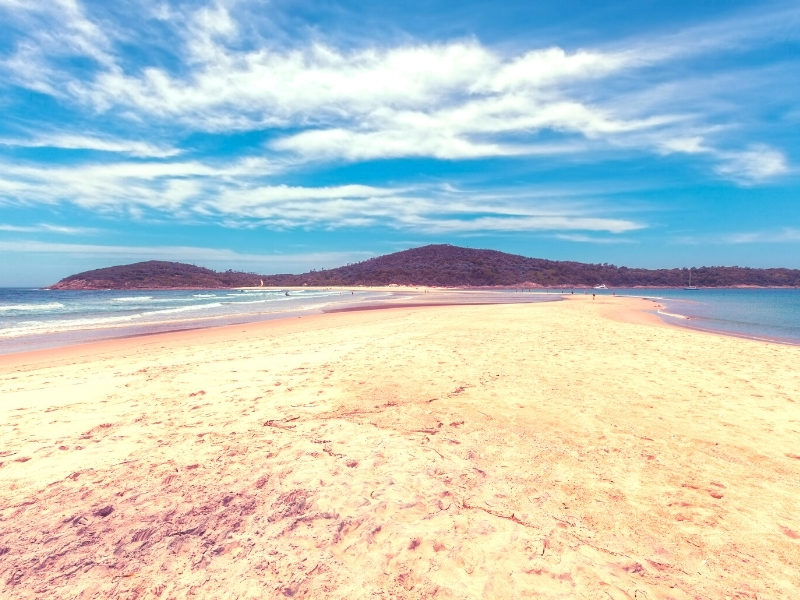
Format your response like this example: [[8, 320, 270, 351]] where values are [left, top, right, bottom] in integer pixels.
[[593, 284, 608, 290], [684, 271, 699, 290]]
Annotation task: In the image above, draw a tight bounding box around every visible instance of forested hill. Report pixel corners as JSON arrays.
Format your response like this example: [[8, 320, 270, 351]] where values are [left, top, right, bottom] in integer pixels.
[[49, 245, 800, 289], [48, 261, 262, 290], [260, 245, 800, 287]]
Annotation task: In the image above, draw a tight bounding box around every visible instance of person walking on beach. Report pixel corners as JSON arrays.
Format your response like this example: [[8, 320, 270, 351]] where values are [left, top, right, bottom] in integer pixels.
[[593, 293, 595, 300]]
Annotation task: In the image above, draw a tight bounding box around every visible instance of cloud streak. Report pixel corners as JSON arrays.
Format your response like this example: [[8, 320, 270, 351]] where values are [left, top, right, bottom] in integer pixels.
[[0, 135, 180, 157], [0, 223, 99, 234], [0, 158, 641, 233], [0, 239, 375, 273]]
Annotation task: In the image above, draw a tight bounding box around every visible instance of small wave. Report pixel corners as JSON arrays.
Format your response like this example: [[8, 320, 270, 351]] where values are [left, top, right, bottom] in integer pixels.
[[142, 302, 223, 316], [193, 294, 217, 298], [226, 292, 274, 297], [228, 299, 276, 306], [113, 296, 153, 302], [657, 309, 690, 320], [0, 313, 142, 337], [0, 302, 65, 312]]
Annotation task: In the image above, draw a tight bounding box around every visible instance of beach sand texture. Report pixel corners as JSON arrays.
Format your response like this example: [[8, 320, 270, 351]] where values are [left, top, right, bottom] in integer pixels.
[[1, 297, 799, 599]]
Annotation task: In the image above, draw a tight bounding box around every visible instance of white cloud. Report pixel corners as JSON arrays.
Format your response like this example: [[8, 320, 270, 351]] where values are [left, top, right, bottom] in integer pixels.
[[554, 233, 637, 244], [0, 0, 114, 70], [70, 40, 647, 160], [270, 97, 669, 161], [0, 156, 642, 234], [0, 0, 795, 244], [716, 145, 790, 183], [657, 136, 790, 184], [721, 228, 800, 244], [1, 0, 793, 179], [0, 135, 180, 157], [406, 215, 641, 235], [0, 1, 675, 161], [0, 223, 98, 234], [658, 136, 710, 155], [675, 228, 800, 245], [0, 239, 374, 273]]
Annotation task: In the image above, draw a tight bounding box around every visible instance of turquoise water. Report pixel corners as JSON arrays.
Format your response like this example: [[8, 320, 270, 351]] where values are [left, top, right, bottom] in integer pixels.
[[592, 288, 800, 345], [0, 287, 554, 354], [0, 288, 388, 354], [1, 287, 797, 354]]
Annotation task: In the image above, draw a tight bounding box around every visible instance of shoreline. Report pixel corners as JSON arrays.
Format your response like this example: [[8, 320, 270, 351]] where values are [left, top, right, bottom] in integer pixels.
[[0, 296, 561, 368], [0, 290, 558, 359], [1, 291, 796, 363]]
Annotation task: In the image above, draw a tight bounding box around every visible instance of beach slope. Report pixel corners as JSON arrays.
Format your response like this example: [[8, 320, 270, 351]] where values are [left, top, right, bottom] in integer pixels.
[[1, 297, 799, 598]]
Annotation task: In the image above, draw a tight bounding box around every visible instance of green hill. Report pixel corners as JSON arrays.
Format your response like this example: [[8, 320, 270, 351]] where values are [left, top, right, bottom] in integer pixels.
[[49, 261, 262, 290], [49, 245, 800, 289]]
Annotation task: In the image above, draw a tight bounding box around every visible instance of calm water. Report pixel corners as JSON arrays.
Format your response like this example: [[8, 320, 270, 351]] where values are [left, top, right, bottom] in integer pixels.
[[592, 288, 800, 345], [1, 287, 797, 354]]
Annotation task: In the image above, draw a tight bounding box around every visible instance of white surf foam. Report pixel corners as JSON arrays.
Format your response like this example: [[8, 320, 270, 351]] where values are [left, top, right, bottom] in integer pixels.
[[657, 309, 690, 320], [113, 296, 153, 302], [0, 313, 143, 337], [0, 302, 65, 312], [141, 302, 223, 316]]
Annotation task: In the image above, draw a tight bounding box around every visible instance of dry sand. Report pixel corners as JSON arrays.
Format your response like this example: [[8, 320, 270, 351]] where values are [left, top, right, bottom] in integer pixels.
[[1, 296, 799, 599]]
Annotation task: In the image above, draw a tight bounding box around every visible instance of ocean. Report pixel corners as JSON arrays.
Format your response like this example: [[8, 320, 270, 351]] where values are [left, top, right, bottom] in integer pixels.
[[0, 287, 391, 354], [0, 287, 556, 355], [0, 287, 798, 355], [590, 287, 800, 345]]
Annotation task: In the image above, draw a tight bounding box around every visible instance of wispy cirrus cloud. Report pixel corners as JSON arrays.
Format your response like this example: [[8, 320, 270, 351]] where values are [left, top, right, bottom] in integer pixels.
[[722, 228, 800, 244], [675, 228, 800, 245], [0, 157, 642, 233], [0, 223, 99, 234], [554, 233, 637, 244], [0, 239, 374, 273], [0, 0, 114, 91], [0, 134, 180, 157]]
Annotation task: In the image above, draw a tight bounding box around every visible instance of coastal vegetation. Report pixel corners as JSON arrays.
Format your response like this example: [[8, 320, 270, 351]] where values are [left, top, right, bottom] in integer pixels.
[[49, 260, 262, 290], [49, 244, 800, 289]]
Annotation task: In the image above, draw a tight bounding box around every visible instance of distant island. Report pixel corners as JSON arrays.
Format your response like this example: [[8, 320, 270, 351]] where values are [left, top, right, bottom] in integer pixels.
[[48, 244, 800, 290]]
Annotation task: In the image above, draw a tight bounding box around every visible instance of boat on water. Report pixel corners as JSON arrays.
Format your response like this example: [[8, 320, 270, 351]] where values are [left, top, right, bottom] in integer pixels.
[[684, 271, 699, 290], [593, 284, 608, 290]]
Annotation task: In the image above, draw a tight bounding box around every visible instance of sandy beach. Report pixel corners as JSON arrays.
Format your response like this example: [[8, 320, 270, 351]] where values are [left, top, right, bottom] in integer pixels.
[[1, 295, 799, 599]]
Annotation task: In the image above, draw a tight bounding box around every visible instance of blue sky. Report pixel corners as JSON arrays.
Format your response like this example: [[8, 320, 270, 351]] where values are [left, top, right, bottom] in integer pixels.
[[0, 0, 798, 285]]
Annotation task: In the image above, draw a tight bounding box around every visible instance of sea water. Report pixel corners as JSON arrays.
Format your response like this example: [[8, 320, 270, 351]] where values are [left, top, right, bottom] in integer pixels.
[[591, 288, 800, 345], [0, 287, 557, 354], [0, 287, 393, 354], [1, 287, 797, 354]]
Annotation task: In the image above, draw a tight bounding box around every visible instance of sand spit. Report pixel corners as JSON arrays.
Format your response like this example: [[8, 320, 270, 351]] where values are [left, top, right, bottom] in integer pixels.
[[1, 297, 799, 598]]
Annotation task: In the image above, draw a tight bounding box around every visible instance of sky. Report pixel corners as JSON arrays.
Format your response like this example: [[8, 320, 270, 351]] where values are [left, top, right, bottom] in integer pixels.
[[0, 0, 798, 286]]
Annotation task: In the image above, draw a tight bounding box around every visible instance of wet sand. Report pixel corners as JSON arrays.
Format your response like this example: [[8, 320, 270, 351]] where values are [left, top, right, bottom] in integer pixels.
[[1, 296, 799, 598]]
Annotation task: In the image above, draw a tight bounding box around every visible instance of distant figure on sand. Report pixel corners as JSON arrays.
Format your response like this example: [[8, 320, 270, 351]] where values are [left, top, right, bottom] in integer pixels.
[[593, 293, 595, 300]]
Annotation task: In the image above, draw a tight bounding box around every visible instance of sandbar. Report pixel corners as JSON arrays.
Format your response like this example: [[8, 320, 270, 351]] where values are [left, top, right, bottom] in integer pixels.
[[1, 296, 798, 598]]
